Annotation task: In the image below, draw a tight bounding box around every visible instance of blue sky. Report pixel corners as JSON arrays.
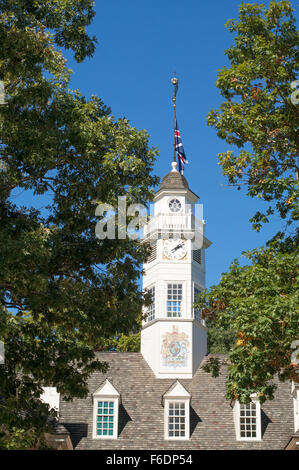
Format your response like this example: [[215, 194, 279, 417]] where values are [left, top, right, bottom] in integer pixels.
[[11, 0, 297, 288]]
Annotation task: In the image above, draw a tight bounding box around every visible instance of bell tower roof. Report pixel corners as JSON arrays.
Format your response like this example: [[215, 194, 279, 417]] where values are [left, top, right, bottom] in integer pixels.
[[155, 161, 199, 201], [160, 170, 189, 191]]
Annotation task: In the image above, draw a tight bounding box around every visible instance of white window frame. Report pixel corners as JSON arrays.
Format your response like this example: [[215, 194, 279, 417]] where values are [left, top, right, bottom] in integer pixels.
[[146, 284, 155, 323], [166, 282, 183, 318], [234, 397, 262, 441], [164, 399, 190, 440], [92, 380, 120, 439], [93, 397, 119, 439], [292, 382, 299, 432]]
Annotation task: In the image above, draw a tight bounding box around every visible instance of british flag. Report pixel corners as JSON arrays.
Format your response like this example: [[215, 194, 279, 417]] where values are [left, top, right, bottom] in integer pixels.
[[175, 120, 188, 174]]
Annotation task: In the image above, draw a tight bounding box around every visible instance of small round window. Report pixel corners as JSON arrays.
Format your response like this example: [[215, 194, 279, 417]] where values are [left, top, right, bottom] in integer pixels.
[[169, 198, 181, 213]]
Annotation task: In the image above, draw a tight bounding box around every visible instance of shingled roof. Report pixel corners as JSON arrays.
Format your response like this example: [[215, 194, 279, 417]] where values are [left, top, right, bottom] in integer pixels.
[[59, 352, 294, 450], [159, 170, 189, 191]]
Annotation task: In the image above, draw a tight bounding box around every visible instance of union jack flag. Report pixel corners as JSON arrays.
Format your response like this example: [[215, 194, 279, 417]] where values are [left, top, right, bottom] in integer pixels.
[[175, 120, 188, 174]]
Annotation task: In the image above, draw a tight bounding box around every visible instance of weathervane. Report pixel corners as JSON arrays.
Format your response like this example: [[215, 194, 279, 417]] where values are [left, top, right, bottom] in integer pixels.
[[171, 75, 179, 162]]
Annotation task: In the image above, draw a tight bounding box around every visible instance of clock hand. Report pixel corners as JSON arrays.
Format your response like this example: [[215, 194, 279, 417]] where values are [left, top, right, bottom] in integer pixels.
[[171, 242, 184, 253]]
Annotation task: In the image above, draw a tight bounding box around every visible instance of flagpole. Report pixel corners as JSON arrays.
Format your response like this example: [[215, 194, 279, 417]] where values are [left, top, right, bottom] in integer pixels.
[[171, 76, 178, 163]]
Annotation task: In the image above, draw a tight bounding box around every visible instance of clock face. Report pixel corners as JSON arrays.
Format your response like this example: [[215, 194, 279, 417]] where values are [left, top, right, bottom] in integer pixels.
[[169, 198, 181, 213], [163, 239, 187, 260]]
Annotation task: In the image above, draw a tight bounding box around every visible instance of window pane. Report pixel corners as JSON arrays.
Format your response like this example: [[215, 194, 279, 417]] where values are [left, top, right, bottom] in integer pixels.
[[97, 400, 114, 437], [168, 401, 186, 438], [239, 403, 258, 439], [147, 286, 155, 322], [167, 284, 182, 317]]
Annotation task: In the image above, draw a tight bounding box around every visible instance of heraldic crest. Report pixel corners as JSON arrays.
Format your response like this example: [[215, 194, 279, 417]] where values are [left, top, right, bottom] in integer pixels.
[[161, 326, 190, 368]]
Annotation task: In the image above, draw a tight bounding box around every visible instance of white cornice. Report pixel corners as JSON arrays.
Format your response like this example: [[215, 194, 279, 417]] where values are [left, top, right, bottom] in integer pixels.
[[142, 317, 208, 331], [154, 188, 199, 203]]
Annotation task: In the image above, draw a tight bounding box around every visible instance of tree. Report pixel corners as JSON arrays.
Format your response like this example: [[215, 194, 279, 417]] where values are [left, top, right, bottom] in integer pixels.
[[196, 0, 299, 404], [207, 0, 298, 231], [198, 233, 298, 403], [0, 1, 158, 448], [98, 332, 141, 353]]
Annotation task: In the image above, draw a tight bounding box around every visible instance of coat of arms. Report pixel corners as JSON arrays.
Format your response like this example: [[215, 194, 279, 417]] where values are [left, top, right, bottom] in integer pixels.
[[161, 326, 190, 368]]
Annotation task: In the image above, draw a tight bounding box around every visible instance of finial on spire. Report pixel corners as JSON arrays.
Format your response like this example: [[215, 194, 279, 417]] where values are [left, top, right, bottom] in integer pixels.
[[171, 161, 178, 172], [171, 76, 178, 106]]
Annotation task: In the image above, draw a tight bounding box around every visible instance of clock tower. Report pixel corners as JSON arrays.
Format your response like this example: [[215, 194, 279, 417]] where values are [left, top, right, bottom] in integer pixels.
[[141, 161, 212, 379]]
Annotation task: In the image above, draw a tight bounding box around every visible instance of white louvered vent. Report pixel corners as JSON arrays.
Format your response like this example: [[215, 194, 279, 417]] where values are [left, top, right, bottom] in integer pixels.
[[193, 249, 201, 264], [147, 244, 157, 263]]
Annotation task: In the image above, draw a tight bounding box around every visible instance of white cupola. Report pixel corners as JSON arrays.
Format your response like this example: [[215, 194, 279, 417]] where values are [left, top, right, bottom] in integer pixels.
[[141, 162, 212, 379]]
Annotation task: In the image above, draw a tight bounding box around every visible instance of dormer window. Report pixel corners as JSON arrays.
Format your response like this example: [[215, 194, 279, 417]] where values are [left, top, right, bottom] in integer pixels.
[[167, 401, 187, 438], [163, 381, 191, 440], [92, 379, 120, 439], [96, 401, 115, 437], [169, 198, 182, 213], [292, 382, 299, 432], [234, 396, 262, 441]]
